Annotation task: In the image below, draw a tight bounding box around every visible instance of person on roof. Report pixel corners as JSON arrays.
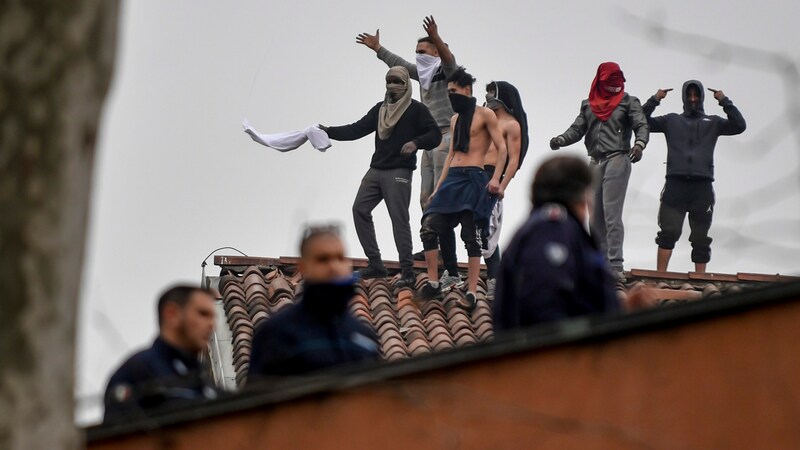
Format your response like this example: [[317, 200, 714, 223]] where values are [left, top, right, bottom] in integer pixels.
[[549, 62, 649, 281], [357, 16, 462, 288], [493, 156, 621, 331], [103, 285, 219, 423], [247, 225, 379, 381], [416, 69, 508, 310], [643, 81, 746, 273], [320, 66, 441, 289], [480, 80, 529, 299]]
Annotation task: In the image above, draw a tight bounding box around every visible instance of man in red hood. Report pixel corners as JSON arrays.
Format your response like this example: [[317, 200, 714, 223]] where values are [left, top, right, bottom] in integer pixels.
[[549, 62, 650, 281]]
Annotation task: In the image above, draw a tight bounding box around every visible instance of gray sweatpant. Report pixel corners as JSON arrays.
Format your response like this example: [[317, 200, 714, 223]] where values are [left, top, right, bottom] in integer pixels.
[[590, 152, 631, 272], [353, 167, 413, 272]]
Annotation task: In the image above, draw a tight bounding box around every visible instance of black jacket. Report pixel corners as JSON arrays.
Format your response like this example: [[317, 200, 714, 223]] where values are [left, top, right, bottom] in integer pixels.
[[643, 80, 746, 181], [247, 285, 379, 380], [103, 337, 217, 423], [326, 99, 441, 170], [559, 93, 649, 159], [493, 204, 620, 332]]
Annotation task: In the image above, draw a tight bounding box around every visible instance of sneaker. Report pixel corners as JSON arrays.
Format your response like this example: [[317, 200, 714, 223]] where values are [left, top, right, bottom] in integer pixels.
[[395, 270, 417, 289], [440, 270, 463, 292], [358, 263, 388, 279], [486, 278, 496, 301], [416, 281, 443, 301], [465, 291, 477, 311]]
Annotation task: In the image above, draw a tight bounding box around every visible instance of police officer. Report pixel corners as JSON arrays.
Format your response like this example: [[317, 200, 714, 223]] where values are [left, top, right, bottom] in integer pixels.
[[247, 225, 379, 381], [493, 155, 621, 331], [103, 285, 218, 423]]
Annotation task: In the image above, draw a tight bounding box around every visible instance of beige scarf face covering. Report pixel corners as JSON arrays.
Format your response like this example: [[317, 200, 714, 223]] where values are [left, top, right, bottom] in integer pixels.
[[378, 66, 412, 140]]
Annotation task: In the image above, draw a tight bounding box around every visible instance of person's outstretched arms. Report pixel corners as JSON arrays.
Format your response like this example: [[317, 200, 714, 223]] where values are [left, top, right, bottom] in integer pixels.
[[551, 103, 588, 150], [323, 104, 380, 141], [422, 16, 455, 66], [708, 88, 746, 136], [357, 28, 418, 79]]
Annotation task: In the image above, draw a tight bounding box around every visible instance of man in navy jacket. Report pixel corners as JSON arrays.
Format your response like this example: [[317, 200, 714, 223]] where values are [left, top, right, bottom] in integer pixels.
[[643, 80, 746, 272]]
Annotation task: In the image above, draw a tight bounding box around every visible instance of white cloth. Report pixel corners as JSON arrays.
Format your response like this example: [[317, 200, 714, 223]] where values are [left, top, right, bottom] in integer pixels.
[[415, 54, 442, 90], [481, 199, 503, 258], [242, 118, 331, 152]]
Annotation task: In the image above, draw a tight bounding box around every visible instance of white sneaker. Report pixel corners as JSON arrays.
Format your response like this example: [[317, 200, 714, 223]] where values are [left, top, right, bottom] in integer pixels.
[[439, 270, 463, 291], [486, 278, 497, 300]]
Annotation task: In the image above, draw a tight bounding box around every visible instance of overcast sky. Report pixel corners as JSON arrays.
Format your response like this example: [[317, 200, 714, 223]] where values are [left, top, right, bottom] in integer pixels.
[[75, 0, 800, 424]]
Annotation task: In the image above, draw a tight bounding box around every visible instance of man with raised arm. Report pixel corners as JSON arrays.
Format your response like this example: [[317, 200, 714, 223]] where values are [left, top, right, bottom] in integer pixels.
[[643, 81, 746, 273], [357, 16, 462, 288], [416, 69, 507, 310]]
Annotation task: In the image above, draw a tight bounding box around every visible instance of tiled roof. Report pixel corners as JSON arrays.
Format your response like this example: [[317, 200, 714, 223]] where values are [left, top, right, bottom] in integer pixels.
[[213, 256, 797, 386]]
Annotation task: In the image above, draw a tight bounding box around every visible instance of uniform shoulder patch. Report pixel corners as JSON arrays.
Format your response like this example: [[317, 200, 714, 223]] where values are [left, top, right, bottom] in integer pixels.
[[544, 242, 569, 266]]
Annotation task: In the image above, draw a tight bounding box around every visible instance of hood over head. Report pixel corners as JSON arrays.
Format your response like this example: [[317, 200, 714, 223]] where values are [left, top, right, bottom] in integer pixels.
[[487, 81, 530, 166], [682, 79, 705, 116]]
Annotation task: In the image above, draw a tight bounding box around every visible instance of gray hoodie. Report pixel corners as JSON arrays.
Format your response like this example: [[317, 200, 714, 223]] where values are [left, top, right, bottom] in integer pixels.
[[643, 80, 746, 181]]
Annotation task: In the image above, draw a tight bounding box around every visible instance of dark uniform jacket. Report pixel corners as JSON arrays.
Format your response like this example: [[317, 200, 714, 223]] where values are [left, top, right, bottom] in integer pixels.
[[493, 204, 621, 331], [247, 284, 379, 380], [643, 80, 746, 181], [325, 99, 441, 170], [103, 337, 217, 423], [559, 93, 650, 159]]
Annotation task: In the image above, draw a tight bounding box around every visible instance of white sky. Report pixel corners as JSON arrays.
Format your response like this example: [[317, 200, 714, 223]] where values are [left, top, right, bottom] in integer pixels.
[[75, 0, 800, 424]]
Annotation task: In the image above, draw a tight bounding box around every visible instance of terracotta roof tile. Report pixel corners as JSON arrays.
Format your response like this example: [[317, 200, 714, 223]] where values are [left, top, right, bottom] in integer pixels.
[[214, 259, 794, 386]]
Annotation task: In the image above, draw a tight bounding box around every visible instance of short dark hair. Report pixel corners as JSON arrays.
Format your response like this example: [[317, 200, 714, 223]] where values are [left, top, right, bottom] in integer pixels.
[[299, 224, 342, 257], [531, 156, 595, 208], [447, 68, 475, 88], [417, 36, 435, 45], [157, 285, 213, 326]]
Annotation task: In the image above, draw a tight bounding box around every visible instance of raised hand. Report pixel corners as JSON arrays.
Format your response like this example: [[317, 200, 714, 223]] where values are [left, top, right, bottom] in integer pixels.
[[356, 29, 381, 52], [708, 88, 725, 101], [423, 16, 438, 37], [655, 88, 673, 101]]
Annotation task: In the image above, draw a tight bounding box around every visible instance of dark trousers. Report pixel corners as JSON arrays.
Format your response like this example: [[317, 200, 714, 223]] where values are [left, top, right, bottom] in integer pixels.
[[420, 211, 482, 258], [655, 178, 715, 263], [353, 168, 413, 272]]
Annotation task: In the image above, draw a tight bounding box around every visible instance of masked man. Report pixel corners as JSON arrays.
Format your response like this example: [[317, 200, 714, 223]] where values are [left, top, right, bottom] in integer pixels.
[[643, 81, 746, 272], [357, 16, 462, 287], [248, 226, 379, 380], [550, 62, 649, 280], [320, 67, 441, 287]]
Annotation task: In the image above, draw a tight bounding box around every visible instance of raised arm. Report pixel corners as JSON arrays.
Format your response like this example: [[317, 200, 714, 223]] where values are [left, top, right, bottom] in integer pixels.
[[642, 88, 673, 133], [322, 104, 379, 142], [422, 16, 455, 67], [709, 88, 746, 136], [356, 28, 419, 79]]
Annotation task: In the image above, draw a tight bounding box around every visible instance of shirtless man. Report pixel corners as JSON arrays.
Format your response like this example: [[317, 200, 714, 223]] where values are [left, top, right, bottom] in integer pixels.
[[417, 69, 508, 309], [481, 81, 528, 299]]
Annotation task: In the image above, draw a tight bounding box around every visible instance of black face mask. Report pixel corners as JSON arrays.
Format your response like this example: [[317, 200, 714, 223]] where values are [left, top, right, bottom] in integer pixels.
[[449, 93, 476, 114], [301, 274, 358, 317]]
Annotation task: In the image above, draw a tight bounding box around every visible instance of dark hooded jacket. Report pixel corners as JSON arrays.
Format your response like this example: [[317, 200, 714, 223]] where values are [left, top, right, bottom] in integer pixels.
[[643, 80, 746, 181], [490, 81, 530, 167]]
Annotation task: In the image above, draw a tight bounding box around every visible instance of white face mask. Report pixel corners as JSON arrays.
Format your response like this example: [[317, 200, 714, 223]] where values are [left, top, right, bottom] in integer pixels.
[[415, 53, 441, 90]]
